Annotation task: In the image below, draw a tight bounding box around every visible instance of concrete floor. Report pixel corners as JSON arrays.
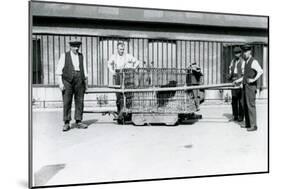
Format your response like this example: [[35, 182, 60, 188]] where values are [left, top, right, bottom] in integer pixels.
[[31, 103, 268, 187]]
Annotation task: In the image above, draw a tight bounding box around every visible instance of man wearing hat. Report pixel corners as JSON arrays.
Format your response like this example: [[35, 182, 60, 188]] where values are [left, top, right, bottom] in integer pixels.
[[227, 46, 245, 122], [56, 39, 88, 132], [235, 44, 263, 131]]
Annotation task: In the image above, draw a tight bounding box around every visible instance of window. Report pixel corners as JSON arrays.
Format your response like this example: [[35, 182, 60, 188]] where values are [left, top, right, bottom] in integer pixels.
[[32, 38, 43, 84]]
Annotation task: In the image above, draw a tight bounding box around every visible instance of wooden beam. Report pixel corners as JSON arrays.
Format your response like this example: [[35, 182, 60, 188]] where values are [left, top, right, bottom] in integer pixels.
[[85, 83, 234, 94]]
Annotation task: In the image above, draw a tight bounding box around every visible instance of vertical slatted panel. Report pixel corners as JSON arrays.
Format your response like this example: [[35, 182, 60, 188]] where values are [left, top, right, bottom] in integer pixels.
[[198, 41, 204, 72], [157, 41, 161, 68], [91, 37, 97, 86], [42, 35, 48, 85], [50, 35, 55, 84], [194, 41, 200, 65], [105, 38, 109, 85], [85, 36, 91, 85], [189, 41, 192, 64], [96, 37, 100, 86], [129, 38, 134, 59], [39, 35, 44, 84], [59, 35, 64, 59], [100, 38, 104, 85], [206, 42, 212, 84], [182, 40, 187, 68], [217, 43, 222, 84], [155, 41, 158, 68], [33, 34, 266, 89], [177, 41, 182, 69], [53, 35, 60, 84], [143, 39, 148, 68], [139, 38, 146, 68], [212, 42, 215, 84], [169, 42, 177, 68], [33, 35, 38, 83], [137, 38, 140, 61]]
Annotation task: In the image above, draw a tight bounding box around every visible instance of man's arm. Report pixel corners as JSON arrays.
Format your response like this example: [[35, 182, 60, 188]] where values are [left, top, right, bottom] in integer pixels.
[[82, 55, 89, 90], [82, 55, 88, 79], [232, 59, 245, 86], [107, 55, 116, 74], [56, 53, 65, 91], [247, 60, 263, 83], [228, 60, 234, 74]]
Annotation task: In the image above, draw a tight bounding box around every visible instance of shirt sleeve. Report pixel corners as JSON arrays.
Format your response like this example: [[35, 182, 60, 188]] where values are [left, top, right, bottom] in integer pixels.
[[241, 59, 245, 75], [229, 60, 234, 74], [251, 59, 263, 75], [56, 53, 65, 75], [82, 55, 88, 78], [107, 55, 116, 74]]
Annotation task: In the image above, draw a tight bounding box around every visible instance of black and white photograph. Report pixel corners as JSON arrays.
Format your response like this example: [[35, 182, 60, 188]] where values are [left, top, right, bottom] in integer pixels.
[[28, 0, 269, 188]]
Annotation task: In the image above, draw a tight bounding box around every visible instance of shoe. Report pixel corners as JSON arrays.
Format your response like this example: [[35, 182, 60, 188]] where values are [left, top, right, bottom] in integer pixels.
[[63, 123, 71, 132], [76, 122, 88, 129], [247, 126, 258, 132], [237, 118, 244, 122]]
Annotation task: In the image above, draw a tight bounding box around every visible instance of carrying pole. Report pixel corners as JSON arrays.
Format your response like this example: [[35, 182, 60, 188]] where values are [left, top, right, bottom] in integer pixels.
[[85, 83, 235, 94]]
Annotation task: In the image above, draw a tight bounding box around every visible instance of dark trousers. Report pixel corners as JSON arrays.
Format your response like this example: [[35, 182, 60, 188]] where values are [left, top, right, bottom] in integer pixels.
[[62, 71, 85, 122], [116, 93, 123, 113], [231, 89, 244, 120], [242, 84, 257, 128]]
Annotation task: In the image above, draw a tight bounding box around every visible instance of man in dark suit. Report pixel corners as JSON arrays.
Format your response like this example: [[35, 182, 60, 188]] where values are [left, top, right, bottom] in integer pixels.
[[227, 46, 245, 122], [56, 39, 88, 132], [235, 45, 263, 132]]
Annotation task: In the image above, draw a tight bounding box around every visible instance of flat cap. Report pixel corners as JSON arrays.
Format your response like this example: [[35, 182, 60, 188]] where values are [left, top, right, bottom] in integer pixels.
[[69, 39, 82, 46], [233, 46, 242, 53], [241, 44, 252, 51]]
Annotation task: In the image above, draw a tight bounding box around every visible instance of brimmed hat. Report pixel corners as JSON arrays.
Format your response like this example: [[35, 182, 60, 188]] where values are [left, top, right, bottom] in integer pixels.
[[69, 39, 82, 46], [241, 44, 252, 51], [233, 46, 242, 53]]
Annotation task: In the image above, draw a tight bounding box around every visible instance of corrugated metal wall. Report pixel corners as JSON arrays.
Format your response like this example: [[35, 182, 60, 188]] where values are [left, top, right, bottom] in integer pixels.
[[32, 34, 268, 88]]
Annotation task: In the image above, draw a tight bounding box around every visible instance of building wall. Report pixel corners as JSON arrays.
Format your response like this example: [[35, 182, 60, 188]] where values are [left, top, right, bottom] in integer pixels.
[[32, 31, 267, 87], [31, 7, 268, 104], [32, 33, 241, 86]]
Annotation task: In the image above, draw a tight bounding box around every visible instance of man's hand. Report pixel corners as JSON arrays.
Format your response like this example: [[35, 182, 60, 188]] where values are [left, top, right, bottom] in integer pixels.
[[85, 79, 88, 92], [225, 74, 232, 80], [58, 81, 65, 91], [247, 78, 255, 84]]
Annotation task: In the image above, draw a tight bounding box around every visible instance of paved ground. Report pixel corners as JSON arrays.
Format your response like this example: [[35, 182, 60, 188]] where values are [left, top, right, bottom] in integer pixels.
[[31, 103, 268, 187]]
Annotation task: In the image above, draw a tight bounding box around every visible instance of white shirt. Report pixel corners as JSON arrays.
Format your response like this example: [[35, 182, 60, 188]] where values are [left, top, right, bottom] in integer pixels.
[[56, 51, 88, 77], [229, 58, 245, 75], [107, 53, 140, 74]]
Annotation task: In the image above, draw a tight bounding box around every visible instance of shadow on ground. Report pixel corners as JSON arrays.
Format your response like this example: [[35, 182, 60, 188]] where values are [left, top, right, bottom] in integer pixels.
[[82, 119, 98, 126], [34, 164, 65, 186], [223, 113, 233, 120]]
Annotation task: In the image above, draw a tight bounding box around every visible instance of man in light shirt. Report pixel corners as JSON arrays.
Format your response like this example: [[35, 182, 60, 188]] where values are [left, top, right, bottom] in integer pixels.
[[234, 44, 263, 132], [227, 46, 245, 122], [107, 42, 140, 113], [108, 42, 140, 74], [56, 39, 88, 132]]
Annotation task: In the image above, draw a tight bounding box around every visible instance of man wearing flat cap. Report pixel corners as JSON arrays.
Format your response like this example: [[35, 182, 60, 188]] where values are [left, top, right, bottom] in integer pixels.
[[56, 39, 88, 132], [227, 46, 245, 122], [234, 44, 263, 131]]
